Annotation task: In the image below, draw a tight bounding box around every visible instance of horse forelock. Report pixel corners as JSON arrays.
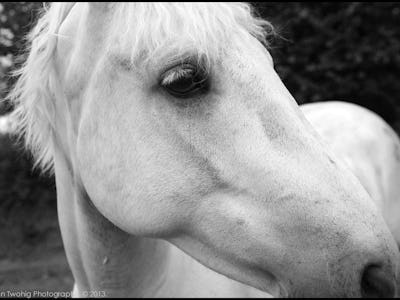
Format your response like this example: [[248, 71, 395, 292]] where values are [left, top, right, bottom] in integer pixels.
[[107, 3, 274, 67], [7, 2, 274, 173]]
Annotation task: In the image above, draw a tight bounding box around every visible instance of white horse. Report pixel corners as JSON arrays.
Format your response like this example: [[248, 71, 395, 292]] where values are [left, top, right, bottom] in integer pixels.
[[8, 2, 400, 298]]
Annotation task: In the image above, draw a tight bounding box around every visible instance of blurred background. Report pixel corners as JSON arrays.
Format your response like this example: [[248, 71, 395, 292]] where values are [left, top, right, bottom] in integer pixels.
[[0, 2, 399, 293]]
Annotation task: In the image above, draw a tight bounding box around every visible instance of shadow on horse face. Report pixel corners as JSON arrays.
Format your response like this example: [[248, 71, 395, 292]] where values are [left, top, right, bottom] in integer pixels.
[[13, 3, 400, 297]]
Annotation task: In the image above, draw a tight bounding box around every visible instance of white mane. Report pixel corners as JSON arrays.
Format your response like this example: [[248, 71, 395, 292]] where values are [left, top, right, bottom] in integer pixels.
[[8, 2, 274, 172], [8, 2, 75, 172]]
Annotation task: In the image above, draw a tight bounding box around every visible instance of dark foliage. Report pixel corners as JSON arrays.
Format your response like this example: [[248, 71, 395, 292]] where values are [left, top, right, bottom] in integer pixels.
[[0, 135, 57, 259], [253, 2, 400, 132]]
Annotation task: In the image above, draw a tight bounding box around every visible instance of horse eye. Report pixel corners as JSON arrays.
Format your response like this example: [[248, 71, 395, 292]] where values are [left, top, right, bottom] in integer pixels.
[[160, 64, 208, 98]]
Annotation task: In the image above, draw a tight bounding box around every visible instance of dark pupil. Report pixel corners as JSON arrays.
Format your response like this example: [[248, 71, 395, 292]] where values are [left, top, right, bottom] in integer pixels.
[[169, 74, 196, 93]]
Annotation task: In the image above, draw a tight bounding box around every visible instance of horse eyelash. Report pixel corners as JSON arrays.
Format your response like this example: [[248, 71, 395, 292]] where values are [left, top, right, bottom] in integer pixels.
[[161, 67, 195, 86]]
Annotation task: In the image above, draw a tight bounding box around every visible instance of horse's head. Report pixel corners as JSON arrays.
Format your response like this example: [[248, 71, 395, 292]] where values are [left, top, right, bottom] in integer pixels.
[[13, 3, 399, 297]]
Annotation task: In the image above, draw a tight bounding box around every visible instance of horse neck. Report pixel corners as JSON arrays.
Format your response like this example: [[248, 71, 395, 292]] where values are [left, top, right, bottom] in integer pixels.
[[53, 146, 172, 297]]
